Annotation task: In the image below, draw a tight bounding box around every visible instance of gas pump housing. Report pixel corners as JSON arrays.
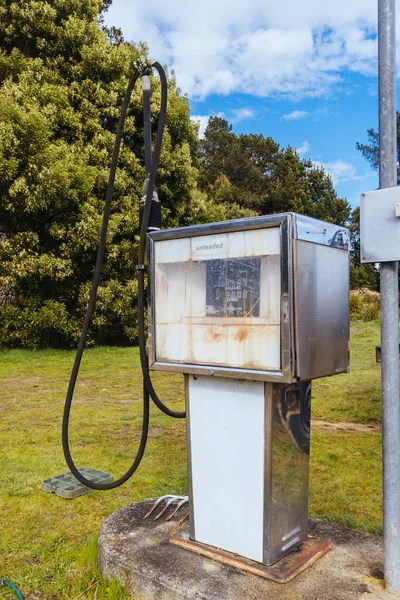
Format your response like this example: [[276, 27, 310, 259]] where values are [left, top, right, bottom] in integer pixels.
[[148, 212, 349, 383], [148, 212, 349, 566]]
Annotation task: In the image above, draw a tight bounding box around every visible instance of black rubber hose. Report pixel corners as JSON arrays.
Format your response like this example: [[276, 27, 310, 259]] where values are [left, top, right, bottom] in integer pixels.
[[62, 61, 186, 491], [142, 77, 153, 175], [62, 68, 147, 490], [137, 62, 186, 419], [62, 62, 184, 491]]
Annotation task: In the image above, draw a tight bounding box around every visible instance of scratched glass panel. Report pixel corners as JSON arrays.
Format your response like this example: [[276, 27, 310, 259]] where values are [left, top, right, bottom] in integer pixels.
[[205, 258, 261, 317]]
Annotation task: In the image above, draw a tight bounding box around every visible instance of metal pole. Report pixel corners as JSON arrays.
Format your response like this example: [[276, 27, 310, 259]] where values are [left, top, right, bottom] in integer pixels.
[[378, 0, 400, 592]]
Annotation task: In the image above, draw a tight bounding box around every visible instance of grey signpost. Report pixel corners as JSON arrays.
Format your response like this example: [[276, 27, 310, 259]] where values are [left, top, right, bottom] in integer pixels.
[[378, 0, 400, 592]]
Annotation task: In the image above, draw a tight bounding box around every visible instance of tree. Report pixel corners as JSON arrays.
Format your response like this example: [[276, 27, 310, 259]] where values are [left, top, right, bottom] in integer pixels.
[[0, 0, 199, 347], [198, 117, 351, 226], [356, 112, 400, 184], [354, 116, 400, 290], [348, 207, 378, 290]]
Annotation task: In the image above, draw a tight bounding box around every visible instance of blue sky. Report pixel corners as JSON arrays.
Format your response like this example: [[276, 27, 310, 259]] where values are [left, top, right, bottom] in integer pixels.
[[104, 0, 393, 210]]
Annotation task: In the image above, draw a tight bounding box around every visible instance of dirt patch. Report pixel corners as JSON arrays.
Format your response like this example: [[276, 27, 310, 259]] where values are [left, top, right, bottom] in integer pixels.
[[350, 323, 362, 335], [312, 420, 381, 433]]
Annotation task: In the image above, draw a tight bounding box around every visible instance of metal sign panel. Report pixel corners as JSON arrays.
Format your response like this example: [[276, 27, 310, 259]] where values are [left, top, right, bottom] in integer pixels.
[[360, 186, 400, 263], [188, 376, 265, 562]]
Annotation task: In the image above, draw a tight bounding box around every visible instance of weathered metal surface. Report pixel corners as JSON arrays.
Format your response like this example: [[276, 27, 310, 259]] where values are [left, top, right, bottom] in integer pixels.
[[360, 187, 400, 263], [148, 212, 349, 383], [170, 531, 332, 584], [186, 378, 311, 566], [294, 241, 350, 380], [264, 382, 311, 565], [153, 227, 282, 372], [377, 0, 400, 592], [148, 214, 294, 382], [187, 376, 266, 562]]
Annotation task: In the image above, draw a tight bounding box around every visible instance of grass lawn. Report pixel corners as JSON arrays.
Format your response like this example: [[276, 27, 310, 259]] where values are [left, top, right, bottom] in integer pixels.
[[0, 320, 383, 599], [313, 321, 382, 423]]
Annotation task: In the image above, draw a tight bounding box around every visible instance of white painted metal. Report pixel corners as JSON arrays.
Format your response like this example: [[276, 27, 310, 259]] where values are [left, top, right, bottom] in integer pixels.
[[154, 226, 281, 370], [155, 227, 281, 264], [188, 376, 265, 562], [360, 186, 400, 262]]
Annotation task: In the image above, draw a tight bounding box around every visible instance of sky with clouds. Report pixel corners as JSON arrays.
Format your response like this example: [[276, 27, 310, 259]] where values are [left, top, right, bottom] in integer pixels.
[[104, 0, 398, 208]]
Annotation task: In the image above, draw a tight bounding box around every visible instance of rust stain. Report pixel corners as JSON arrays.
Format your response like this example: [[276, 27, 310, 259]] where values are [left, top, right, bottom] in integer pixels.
[[235, 326, 248, 342], [204, 329, 224, 343], [170, 534, 332, 584]]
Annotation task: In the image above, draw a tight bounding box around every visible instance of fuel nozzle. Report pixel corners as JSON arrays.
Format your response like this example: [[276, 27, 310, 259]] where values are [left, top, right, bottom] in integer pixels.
[[138, 60, 162, 233], [139, 180, 162, 232]]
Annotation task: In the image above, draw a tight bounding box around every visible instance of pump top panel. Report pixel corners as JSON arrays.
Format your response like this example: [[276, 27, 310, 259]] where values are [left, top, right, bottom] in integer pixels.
[[148, 213, 349, 383]]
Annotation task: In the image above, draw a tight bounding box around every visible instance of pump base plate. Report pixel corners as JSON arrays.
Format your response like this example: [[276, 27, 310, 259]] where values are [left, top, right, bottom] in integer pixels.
[[170, 532, 331, 583], [41, 468, 113, 498]]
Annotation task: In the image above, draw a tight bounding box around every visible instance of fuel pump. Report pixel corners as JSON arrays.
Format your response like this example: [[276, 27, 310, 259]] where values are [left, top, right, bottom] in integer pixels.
[[62, 56, 350, 571], [147, 214, 350, 566]]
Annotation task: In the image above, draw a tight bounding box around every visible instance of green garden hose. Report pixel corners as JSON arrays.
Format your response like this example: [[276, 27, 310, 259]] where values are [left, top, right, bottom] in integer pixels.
[[0, 580, 23, 600]]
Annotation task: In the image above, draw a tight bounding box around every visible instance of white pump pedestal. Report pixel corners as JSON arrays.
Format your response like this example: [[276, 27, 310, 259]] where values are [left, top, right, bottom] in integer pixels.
[[186, 375, 310, 566]]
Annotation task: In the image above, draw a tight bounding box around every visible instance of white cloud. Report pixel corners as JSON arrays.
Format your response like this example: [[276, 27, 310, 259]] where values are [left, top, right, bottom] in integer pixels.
[[190, 115, 211, 138], [231, 108, 256, 122], [297, 141, 311, 156], [284, 110, 309, 121], [104, 0, 389, 99], [313, 159, 364, 184]]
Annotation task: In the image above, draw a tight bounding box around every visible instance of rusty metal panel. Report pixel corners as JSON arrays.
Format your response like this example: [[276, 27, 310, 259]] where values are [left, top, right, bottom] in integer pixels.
[[170, 532, 331, 583], [294, 240, 350, 380], [154, 226, 281, 263], [153, 226, 282, 372]]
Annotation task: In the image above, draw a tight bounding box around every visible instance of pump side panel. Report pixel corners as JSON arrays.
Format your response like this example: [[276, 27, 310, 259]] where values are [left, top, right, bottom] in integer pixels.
[[187, 376, 265, 563], [294, 241, 350, 380]]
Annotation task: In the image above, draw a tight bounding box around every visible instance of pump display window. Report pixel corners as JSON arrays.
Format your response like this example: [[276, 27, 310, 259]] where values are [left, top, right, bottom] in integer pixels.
[[152, 227, 281, 371]]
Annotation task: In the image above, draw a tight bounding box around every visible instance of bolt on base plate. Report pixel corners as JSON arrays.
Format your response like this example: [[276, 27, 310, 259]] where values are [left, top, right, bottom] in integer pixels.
[[170, 531, 331, 583]]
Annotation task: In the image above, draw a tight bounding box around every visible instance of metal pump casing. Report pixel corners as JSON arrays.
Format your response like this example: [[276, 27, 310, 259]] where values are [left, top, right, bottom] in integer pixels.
[[148, 212, 350, 383], [147, 212, 349, 566]]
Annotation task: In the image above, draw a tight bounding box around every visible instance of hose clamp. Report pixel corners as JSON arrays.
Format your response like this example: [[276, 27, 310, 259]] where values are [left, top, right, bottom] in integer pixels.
[[134, 56, 155, 75], [136, 264, 148, 272]]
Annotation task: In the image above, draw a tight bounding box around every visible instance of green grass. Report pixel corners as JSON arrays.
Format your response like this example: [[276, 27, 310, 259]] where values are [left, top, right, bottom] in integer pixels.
[[310, 432, 382, 535], [0, 322, 385, 598], [0, 348, 186, 599], [313, 321, 383, 423]]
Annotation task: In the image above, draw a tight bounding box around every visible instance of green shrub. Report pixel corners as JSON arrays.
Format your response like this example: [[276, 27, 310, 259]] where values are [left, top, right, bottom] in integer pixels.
[[350, 289, 381, 322]]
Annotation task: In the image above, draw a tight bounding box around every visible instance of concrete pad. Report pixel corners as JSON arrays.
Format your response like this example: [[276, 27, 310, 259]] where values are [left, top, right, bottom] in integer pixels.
[[98, 499, 400, 600]]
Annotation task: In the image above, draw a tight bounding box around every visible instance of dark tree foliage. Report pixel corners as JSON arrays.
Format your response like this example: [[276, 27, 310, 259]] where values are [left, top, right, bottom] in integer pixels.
[[356, 112, 400, 184], [348, 207, 378, 290], [198, 117, 351, 226], [0, 0, 199, 347]]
